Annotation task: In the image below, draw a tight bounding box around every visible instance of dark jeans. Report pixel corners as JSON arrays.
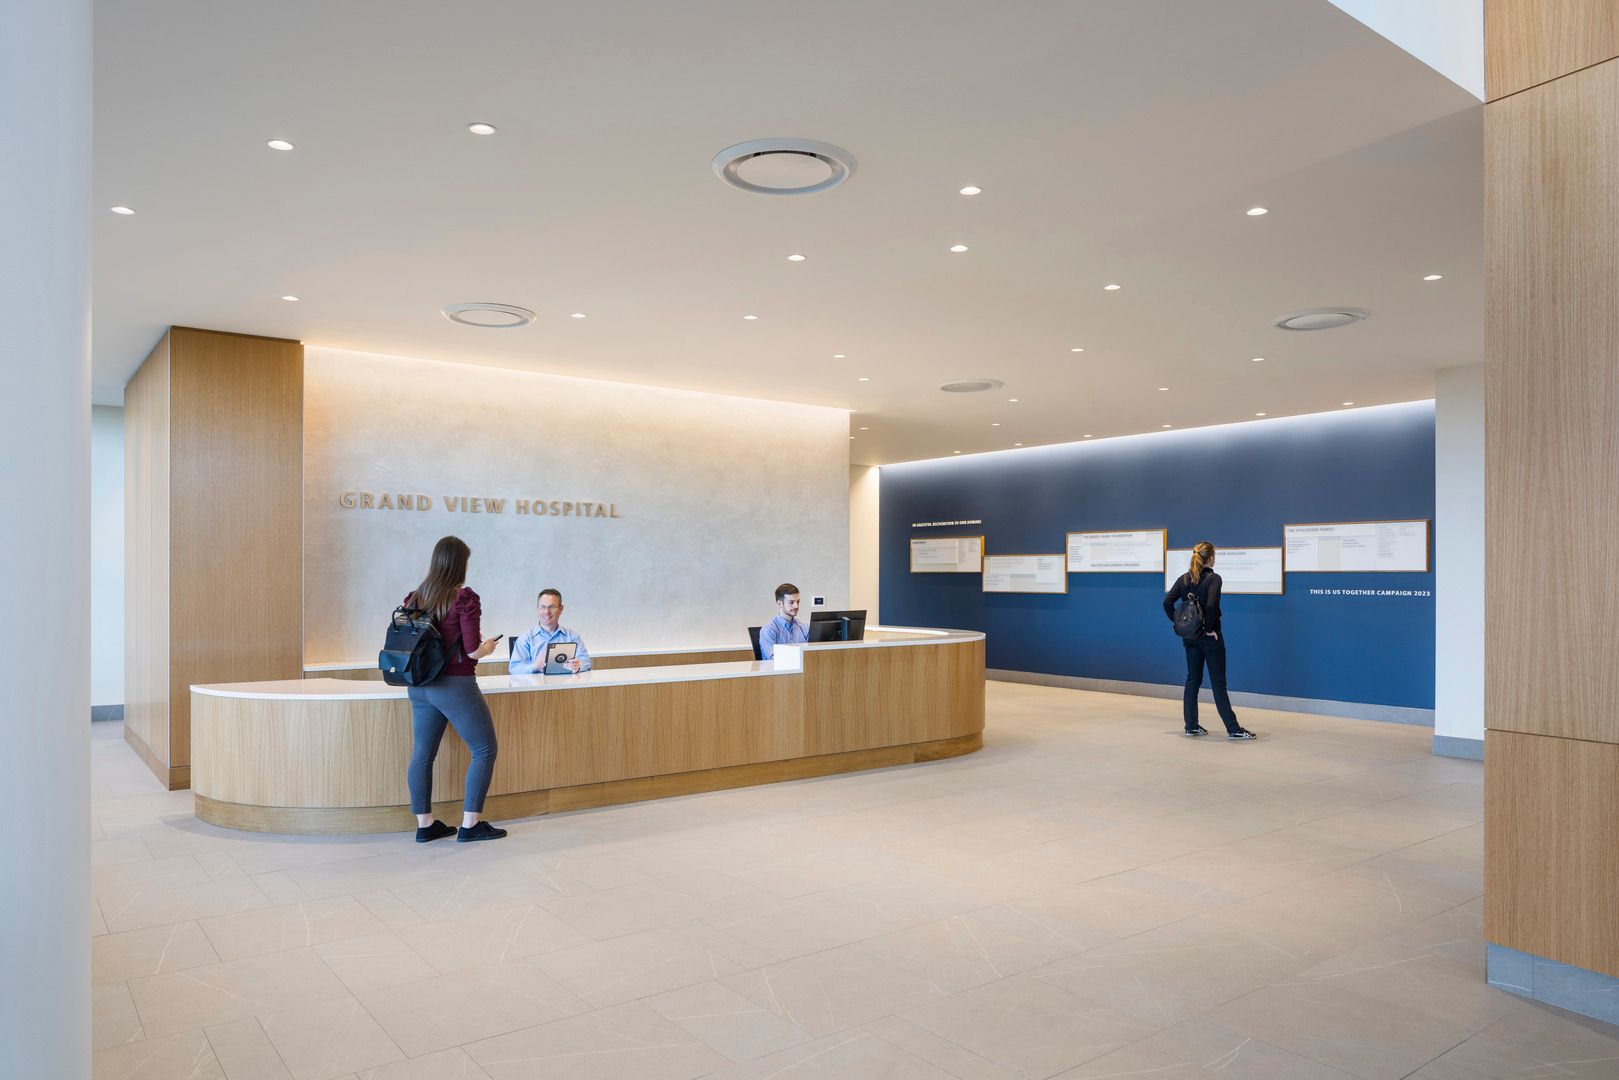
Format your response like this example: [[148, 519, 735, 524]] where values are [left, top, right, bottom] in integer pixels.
[[1183, 634, 1241, 734], [406, 676, 498, 814]]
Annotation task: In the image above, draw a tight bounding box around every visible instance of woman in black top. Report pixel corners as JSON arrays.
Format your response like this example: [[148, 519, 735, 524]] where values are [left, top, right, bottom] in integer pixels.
[[1163, 542, 1255, 739]]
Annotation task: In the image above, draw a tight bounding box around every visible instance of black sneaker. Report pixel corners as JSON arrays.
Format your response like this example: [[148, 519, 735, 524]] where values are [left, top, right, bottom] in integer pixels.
[[1183, 726, 1209, 737], [414, 820, 455, 843], [457, 821, 508, 843], [1227, 728, 1257, 740]]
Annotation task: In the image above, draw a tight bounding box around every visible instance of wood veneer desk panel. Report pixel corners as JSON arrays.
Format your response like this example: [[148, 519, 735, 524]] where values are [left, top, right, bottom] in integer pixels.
[[193, 628, 985, 834]]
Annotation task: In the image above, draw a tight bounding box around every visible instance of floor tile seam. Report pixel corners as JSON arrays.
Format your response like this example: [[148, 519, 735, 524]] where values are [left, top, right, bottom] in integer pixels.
[[387, 916, 505, 980], [704, 922, 907, 983], [116, 944, 181, 1040], [1347, 788, 1483, 825], [1392, 1026, 1480, 1079], [854, 1017, 1016, 1080], [1336, 820, 1483, 871], [1338, 859, 1486, 911], [1186, 1013, 1347, 1076], [96, 980, 147, 1050], [888, 985, 1150, 1080], [349, 958, 452, 1005], [1232, 962, 1491, 1055], [1130, 825, 1381, 883], [200, 1015, 296, 1079], [1076, 850, 1386, 943], [332, 966, 414, 1071]]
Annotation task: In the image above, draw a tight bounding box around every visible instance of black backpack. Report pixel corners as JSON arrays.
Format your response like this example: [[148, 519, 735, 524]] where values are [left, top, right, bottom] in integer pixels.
[[1171, 576, 1205, 639], [379, 606, 448, 686]]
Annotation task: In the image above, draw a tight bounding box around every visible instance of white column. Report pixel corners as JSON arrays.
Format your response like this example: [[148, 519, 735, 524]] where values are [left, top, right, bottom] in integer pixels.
[[849, 465, 881, 623], [0, 0, 92, 1075], [1434, 364, 1485, 756]]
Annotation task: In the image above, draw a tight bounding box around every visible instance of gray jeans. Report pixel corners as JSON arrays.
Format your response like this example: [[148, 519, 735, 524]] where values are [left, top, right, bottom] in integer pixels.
[[406, 676, 498, 814]]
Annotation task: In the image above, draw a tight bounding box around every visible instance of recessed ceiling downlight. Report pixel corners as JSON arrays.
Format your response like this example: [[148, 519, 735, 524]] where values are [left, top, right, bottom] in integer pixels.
[[940, 378, 1004, 394], [1274, 307, 1369, 331], [713, 139, 855, 196], [442, 302, 535, 329]]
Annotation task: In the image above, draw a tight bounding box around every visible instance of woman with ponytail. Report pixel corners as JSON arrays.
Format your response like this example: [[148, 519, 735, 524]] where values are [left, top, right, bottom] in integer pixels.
[[402, 536, 508, 842], [1163, 541, 1255, 739]]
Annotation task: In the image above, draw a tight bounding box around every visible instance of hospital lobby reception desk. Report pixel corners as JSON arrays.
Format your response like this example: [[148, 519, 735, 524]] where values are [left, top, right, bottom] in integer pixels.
[[190, 627, 985, 833]]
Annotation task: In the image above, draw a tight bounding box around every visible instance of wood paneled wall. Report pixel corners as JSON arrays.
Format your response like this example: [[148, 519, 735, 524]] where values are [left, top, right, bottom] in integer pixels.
[[1486, 0, 1619, 100], [1485, 60, 1619, 745], [1485, 731, 1619, 974], [123, 328, 303, 788], [1486, 2, 1619, 980]]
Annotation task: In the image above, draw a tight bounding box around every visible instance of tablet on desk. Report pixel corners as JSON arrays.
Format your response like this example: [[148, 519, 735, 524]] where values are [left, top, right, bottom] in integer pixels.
[[543, 641, 578, 675]]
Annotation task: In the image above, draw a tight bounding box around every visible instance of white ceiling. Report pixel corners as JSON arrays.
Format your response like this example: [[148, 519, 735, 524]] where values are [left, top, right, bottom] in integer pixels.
[[92, 0, 1482, 464]]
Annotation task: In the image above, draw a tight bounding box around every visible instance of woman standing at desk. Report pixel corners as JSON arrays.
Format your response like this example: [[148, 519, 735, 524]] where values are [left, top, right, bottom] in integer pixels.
[[405, 536, 507, 842]]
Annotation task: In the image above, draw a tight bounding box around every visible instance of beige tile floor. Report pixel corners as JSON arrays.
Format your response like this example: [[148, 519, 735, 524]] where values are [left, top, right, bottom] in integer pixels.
[[88, 682, 1619, 1080]]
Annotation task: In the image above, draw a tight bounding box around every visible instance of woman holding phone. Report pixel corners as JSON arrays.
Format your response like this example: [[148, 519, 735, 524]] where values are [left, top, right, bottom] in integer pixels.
[[1163, 541, 1256, 740], [404, 535, 507, 842]]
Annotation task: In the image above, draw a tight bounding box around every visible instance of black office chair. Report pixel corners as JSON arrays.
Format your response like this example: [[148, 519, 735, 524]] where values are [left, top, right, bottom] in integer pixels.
[[748, 626, 763, 661], [509, 634, 519, 657]]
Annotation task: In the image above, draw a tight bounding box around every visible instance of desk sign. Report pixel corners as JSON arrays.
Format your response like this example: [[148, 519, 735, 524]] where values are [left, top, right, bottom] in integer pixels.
[[911, 535, 985, 573], [1165, 548, 1284, 595], [1066, 529, 1166, 573], [983, 554, 1068, 594], [1283, 520, 1430, 572]]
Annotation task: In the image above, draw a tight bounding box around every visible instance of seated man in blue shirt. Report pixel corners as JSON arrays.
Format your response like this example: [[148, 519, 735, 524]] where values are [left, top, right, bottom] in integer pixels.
[[758, 582, 809, 659], [508, 588, 593, 674]]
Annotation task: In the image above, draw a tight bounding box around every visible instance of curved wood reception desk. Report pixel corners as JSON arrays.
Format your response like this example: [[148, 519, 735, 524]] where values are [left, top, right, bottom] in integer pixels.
[[191, 627, 985, 834]]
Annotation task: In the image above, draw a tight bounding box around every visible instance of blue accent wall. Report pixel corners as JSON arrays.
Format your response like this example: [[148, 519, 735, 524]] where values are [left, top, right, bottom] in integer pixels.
[[880, 402, 1436, 709]]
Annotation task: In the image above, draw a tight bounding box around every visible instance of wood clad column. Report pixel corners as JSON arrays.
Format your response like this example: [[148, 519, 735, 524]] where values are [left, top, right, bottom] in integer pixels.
[[124, 328, 303, 788], [1484, 2, 1619, 979]]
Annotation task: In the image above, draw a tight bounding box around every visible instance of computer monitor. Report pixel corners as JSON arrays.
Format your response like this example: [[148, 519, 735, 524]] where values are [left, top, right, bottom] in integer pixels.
[[809, 609, 867, 642]]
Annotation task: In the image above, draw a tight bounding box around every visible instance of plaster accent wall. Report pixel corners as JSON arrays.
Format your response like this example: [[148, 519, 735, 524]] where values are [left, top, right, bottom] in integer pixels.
[[304, 347, 850, 661], [91, 405, 125, 706], [849, 465, 880, 623], [1435, 364, 1485, 747]]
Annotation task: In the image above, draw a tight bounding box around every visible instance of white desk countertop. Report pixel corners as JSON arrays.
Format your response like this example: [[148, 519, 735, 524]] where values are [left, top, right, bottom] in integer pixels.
[[300, 625, 974, 672]]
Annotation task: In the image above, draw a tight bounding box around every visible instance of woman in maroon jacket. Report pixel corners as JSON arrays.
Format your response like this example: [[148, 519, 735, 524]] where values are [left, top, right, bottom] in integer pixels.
[[404, 536, 507, 842]]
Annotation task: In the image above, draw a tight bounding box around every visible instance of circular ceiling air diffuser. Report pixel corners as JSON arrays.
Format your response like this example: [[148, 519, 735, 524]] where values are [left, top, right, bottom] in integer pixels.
[[442, 302, 536, 329], [712, 139, 855, 195], [939, 378, 1005, 393], [1273, 307, 1370, 331]]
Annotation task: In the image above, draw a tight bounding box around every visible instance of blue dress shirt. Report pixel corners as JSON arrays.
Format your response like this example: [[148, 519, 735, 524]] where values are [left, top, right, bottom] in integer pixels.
[[509, 624, 593, 674], [758, 614, 808, 659]]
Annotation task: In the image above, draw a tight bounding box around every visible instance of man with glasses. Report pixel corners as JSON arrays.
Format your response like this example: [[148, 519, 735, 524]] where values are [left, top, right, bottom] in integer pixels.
[[508, 588, 593, 674]]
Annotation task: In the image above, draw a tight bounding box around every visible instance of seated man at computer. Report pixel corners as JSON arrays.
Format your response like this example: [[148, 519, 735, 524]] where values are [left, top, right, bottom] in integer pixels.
[[758, 582, 809, 660], [508, 588, 593, 674]]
